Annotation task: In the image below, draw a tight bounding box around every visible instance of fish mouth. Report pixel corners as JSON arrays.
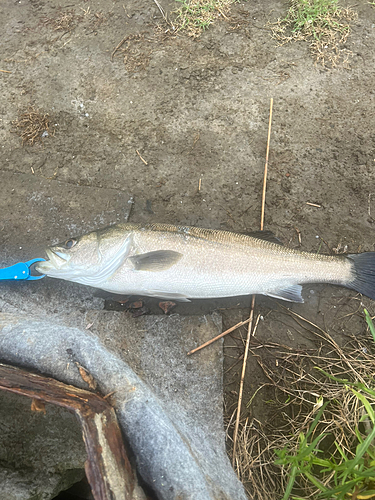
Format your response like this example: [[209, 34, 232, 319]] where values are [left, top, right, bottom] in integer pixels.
[[35, 248, 71, 275]]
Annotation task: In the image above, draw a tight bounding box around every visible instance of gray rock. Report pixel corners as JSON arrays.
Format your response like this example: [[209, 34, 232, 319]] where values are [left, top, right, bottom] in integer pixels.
[[0, 312, 247, 500]]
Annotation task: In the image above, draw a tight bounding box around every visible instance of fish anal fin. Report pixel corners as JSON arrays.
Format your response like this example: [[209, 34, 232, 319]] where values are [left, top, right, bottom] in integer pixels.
[[264, 285, 304, 303], [129, 250, 183, 272], [246, 230, 283, 246]]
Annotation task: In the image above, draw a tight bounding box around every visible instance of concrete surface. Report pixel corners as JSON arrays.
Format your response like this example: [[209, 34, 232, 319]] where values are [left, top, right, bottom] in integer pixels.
[[0, 312, 247, 500]]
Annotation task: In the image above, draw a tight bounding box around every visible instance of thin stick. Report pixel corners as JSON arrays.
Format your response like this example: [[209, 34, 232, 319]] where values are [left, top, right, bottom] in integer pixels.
[[295, 227, 302, 245], [189, 100, 274, 357], [111, 36, 127, 61], [233, 97, 273, 467], [252, 313, 260, 337], [0, 70, 12, 73], [187, 316, 253, 355], [152, 0, 169, 25], [232, 305, 260, 466], [217, 7, 229, 20], [136, 150, 148, 165], [306, 202, 321, 208], [260, 98, 273, 231]]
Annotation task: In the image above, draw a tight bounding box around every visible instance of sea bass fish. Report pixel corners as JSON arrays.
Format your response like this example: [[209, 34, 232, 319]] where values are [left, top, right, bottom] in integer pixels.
[[36, 223, 375, 303]]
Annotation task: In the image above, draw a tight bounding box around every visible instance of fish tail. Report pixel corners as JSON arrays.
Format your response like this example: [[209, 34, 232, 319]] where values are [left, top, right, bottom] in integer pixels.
[[347, 253, 375, 300]]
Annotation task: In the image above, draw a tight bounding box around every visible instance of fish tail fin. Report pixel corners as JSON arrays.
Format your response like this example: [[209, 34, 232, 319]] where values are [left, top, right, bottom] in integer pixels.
[[347, 253, 375, 300]]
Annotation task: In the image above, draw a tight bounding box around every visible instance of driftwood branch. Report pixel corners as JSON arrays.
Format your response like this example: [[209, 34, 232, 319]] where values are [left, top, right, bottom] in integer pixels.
[[0, 363, 137, 500]]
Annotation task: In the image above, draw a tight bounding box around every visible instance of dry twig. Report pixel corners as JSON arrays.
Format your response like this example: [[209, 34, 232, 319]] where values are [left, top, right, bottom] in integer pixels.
[[136, 150, 148, 165], [306, 201, 321, 208], [153, 0, 170, 25], [188, 316, 253, 355], [232, 98, 274, 467], [260, 98, 273, 231], [232, 307, 260, 466]]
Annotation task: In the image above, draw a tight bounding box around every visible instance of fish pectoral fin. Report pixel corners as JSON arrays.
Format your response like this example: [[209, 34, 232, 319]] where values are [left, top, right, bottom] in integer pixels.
[[145, 290, 191, 302], [129, 250, 183, 272], [264, 285, 304, 303]]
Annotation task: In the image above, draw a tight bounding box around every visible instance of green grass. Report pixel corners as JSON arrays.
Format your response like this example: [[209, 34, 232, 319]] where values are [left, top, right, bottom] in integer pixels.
[[276, 389, 375, 499], [270, 0, 357, 66], [173, 0, 235, 37], [274, 312, 375, 500], [284, 0, 342, 38], [365, 309, 375, 343]]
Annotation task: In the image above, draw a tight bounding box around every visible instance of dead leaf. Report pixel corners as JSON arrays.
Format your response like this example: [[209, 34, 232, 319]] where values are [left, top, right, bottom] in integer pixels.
[[159, 301, 176, 314], [31, 399, 46, 414], [76, 363, 97, 390], [129, 300, 143, 309]]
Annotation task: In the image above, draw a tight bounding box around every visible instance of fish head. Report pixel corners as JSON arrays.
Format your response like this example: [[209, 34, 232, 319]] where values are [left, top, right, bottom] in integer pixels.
[[36, 232, 101, 279], [36, 227, 133, 285]]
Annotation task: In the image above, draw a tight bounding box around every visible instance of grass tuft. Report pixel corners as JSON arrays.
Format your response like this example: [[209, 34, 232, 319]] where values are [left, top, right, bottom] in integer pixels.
[[230, 309, 375, 499], [270, 0, 357, 67], [173, 0, 235, 38]]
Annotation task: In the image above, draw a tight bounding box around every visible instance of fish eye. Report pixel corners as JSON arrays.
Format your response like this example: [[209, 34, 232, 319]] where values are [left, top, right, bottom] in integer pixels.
[[64, 239, 77, 249]]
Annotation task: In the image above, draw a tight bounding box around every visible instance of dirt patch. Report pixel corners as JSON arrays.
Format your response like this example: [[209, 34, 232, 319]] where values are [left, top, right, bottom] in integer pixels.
[[111, 32, 154, 72], [41, 9, 82, 32], [12, 106, 51, 145], [1, 0, 375, 497]]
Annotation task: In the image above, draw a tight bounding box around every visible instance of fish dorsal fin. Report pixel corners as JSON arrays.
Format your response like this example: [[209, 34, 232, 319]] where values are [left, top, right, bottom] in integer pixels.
[[246, 230, 283, 245], [264, 285, 304, 303], [129, 250, 183, 272]]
